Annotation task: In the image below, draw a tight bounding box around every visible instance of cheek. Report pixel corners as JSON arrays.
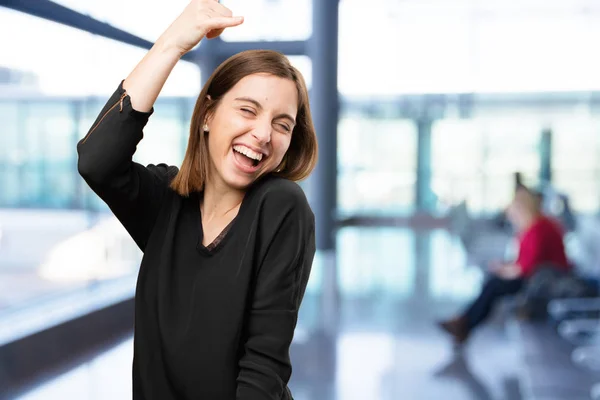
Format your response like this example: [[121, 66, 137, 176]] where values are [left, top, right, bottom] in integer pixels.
[[224, 115, 246, 132], [208, 123, 240, 153], [211, 111, 247, 143], [271, 136, 292, 162], [206, 132, 219, 155]]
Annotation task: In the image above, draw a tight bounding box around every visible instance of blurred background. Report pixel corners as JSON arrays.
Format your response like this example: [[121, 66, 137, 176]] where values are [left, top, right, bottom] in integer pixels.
[[2, 0, 600, 399]]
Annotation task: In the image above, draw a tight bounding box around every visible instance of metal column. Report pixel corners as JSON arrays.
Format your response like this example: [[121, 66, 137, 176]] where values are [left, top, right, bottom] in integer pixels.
[[307, 0, 340, 335], [308, 0, 339, 252], [416, 117, 433, 212], [540, 127, 553, 184], [198, 38, 225, 87]]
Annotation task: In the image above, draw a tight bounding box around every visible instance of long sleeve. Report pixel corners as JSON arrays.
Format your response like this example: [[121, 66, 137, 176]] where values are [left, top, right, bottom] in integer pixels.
[[236, 185, 316, 399], [77, 80, 177, 251]]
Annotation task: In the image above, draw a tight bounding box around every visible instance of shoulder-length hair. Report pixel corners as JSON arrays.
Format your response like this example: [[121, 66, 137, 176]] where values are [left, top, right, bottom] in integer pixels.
[[170, 49, 318, 196]]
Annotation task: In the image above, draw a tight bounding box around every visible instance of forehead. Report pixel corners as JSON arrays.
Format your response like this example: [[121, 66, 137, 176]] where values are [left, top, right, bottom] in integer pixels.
[[225, 73, 298, 116]]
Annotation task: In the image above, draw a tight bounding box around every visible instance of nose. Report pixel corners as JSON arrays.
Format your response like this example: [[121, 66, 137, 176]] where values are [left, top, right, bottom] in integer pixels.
[[251, 120, 272, 144]]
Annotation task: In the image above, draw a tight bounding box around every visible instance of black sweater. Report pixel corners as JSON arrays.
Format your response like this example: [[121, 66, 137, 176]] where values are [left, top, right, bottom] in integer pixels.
[[76, 81, 316, 399]]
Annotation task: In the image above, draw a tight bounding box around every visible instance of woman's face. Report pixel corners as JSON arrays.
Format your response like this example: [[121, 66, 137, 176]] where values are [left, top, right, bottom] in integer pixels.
[[205, 73, 298, 191], [506, 198, 532, 232], [506, 201, 524, 230]]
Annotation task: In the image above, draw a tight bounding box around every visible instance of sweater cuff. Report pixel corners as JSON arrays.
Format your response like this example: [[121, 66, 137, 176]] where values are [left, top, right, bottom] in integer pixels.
[[117, 79, 155, 119]]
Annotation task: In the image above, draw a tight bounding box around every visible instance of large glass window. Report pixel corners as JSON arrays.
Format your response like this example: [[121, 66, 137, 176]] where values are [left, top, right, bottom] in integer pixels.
[[431, 119, 484, 211], [134, 99, 195, 168], [0, 100, 80, 209], [0, 102, 20, 207], [0, 8, 200, 335], [0, 7, 201, 211], [337, 227, 415, 300], [338, 0, 600, 96], [52, 0, 190, 43], [472, 11, 600, 93], [338, 1, 473, 96], [0, 7, 200, 97], [428, 230, 482, 300], [337, 114, 417, 216], [21, 102, 77, 208], [55, 0, 313, 46], [552, 116, 600, 213], [220, 0, 312, 41], [286, 56, 312, 89], [431, 116, 541, 214], [479, 116, 542, 209]]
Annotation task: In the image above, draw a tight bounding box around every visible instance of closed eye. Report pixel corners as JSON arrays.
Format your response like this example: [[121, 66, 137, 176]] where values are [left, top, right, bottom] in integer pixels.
[[277, 123, 292, 133], [241, 108, 256, 115]]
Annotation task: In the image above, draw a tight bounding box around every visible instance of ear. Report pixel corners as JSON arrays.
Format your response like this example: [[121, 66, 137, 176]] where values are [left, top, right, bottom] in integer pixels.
[[203, 96, 215, 132], [203, 113, 214, 131]]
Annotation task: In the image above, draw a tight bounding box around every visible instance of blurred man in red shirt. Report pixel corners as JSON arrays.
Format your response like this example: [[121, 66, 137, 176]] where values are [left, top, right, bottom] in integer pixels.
[[438, 187, 570, 345]]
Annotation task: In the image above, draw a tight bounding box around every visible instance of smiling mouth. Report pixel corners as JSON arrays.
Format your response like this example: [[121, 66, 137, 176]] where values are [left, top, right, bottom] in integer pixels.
[[232, 145, 265, 169]]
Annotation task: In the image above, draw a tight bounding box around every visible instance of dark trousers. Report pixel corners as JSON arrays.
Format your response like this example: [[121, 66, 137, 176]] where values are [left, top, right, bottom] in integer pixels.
[[464, 276, 525, 331]]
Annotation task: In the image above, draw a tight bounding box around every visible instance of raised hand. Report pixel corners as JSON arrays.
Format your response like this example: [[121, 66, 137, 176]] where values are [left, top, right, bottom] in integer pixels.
[[121, 0, 243, 112], [161, 0, 244, 56]]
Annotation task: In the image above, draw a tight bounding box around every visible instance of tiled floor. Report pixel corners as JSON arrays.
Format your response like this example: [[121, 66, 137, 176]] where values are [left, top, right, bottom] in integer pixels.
[[8, 228, 542, 399]]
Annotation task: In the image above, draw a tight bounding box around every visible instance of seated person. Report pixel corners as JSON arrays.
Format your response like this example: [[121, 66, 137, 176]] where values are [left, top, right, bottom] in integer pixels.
[[438, 187, 570, 345]]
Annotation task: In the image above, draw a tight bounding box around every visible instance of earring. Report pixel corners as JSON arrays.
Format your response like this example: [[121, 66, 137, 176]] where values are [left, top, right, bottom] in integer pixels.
[[203, 124, 209, 132]]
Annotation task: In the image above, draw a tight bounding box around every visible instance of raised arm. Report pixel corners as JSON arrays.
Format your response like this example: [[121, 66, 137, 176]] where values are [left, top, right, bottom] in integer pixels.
[[123, 0, 244, 112], [77, 0, 243, 250], [237, 184, 316, 399]]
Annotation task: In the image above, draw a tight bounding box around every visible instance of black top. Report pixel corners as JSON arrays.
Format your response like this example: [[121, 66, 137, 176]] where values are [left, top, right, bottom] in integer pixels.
[[76, 81, 316, 400]]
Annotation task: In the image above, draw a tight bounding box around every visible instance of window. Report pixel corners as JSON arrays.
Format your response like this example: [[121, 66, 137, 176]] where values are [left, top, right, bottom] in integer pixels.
[[338, 0, 600, 96], [0, 7, 201, 210], [134, 99, 195, 168], [0, 7, 200, 97], [0, 8, 200, 332], [338, 115, 417, 216], [220, 0, 312, 42], [552, 116, 600, 213], [473, 12, 600, 92], [52, 0, 190, 43], [287, 56, 312, 89], [339, 1, 473, 96], [431, 119, 486, 212], [431, 116, 541, 214], [337, 227, 415, 299], [429, 230, 482, 300], [55, 0, 313, 45], [479, 116, 542, 210]]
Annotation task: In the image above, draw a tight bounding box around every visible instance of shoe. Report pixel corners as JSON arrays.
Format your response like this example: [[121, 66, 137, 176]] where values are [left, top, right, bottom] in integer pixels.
[[437, 316, 470, 344]]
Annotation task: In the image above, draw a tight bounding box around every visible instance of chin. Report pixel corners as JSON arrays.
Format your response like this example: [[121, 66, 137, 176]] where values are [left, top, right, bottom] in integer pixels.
[[223, 169, 269, 191], [225, 177, 254, 191]]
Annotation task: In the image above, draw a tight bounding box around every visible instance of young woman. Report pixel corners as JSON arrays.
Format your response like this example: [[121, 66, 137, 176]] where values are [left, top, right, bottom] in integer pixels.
[[76, 1, 318, 398]]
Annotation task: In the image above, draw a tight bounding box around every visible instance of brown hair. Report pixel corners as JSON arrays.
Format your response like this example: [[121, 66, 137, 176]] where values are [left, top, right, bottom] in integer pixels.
[[170, 49, 318, 196]]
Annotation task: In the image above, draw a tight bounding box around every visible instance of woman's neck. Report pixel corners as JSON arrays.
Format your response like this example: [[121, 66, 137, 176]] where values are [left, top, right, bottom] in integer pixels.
[[201, 178, 245, 222]]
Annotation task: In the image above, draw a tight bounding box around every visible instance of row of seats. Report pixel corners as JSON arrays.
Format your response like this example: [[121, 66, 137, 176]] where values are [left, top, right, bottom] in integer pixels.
[[514, 199, 600, 399], [448, 183, 600, 399]]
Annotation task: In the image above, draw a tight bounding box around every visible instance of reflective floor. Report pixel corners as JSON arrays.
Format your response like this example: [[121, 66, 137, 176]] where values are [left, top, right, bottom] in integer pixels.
[[13, 228, 538, 400]]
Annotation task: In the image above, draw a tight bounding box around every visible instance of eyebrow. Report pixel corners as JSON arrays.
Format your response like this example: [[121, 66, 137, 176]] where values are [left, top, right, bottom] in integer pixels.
[[234, 97, 296, 125]]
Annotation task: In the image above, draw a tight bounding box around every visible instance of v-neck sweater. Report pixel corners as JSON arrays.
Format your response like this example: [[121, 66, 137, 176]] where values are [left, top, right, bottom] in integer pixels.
[[76, 81, 316, 400]]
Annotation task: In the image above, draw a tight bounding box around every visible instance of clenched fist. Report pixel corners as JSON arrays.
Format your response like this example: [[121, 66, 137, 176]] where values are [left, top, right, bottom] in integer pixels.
[[160, 0, 244, 56]]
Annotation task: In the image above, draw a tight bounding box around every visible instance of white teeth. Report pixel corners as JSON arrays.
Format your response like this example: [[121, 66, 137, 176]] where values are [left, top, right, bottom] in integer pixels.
[[233, 145, 263, 161]]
